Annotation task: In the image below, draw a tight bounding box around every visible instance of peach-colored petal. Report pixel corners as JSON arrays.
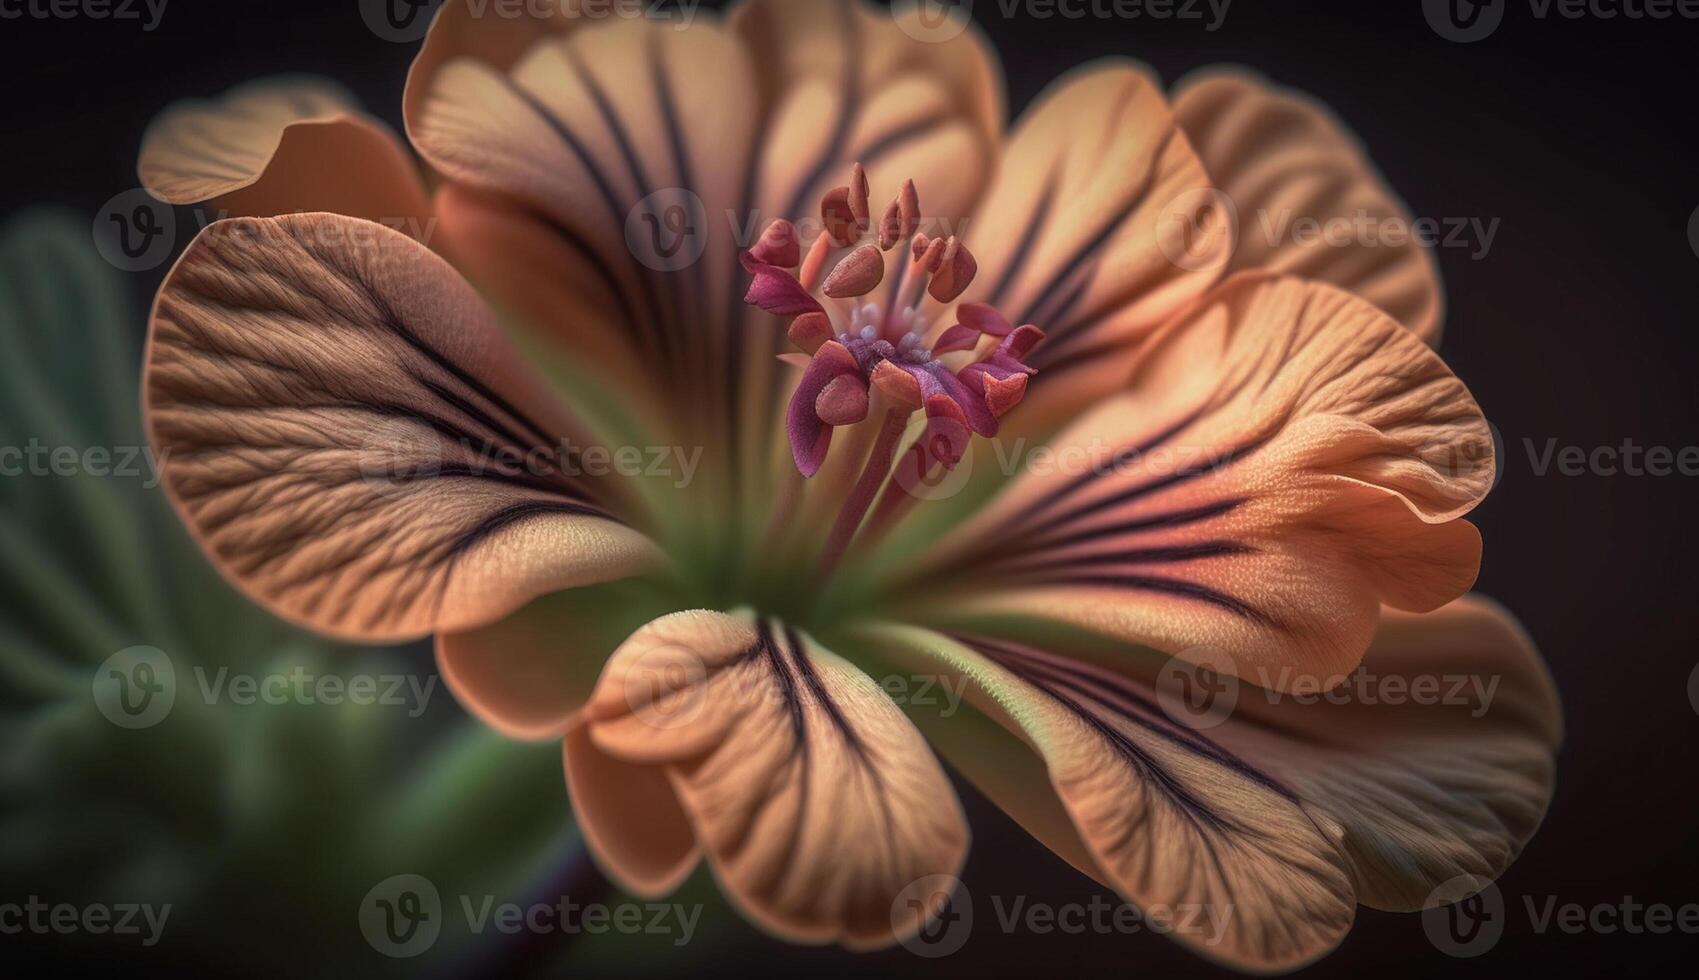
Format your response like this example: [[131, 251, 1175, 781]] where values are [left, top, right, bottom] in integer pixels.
[[139, 76, 429, 232], [865, 595, 1559, 968], [1173, 68, 1444, 344], [564, 726, 701, 896], [403, 0, 582, 135], [955, 61, 1225, 431], [867, 622, 1353, 972], [409, 15, 758, 444], [574, 610, 969, 950], [144, 213, 659, 642], [436, 581, 672, 740], [909, 274, 1494, 690]]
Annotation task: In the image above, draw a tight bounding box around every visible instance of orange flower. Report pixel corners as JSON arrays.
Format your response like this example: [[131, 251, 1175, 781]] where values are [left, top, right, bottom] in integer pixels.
[[136, 0, 1559, 970]]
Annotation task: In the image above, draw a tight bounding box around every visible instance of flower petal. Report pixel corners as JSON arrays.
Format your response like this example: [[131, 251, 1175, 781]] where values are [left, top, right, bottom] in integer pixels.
[[572, 610, 970, 949], [865, 622, 1353, 971], [863, 595, 1559, 968], [956, 62, 1223, 431], [1173, 68, 1444, 344], [139, 76, 429, 231], [144, 213, 659, 642], [911, 274, 1494, 689], [436, 579, 674, 740]]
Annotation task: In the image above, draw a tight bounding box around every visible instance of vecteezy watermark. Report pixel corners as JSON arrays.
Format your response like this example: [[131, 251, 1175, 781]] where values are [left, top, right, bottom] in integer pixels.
[[893, 0, 1231, 43], [93, 647, 438, 729], [0, 441, 167, 486], [1687, 661, 1699, 716], [93, 188, 176, 272], [1688, 204, 1699, 259], [626, 188, 709, 272], [1425, 0, 1699, 43], [357, 424, 706, 499], [1423, 876, 1505, 956], [93, 192, 441, 273], [0, 897, 171, 946], [1254, 208, 1501, 261], [360, 0, 700, 43], [1423, 876, 1699, 957], [0, 0, 167, 29], [93, 646, 177, 729], [1523, 436, 1699, 476], [893, 874, 1237, 957], [359, 874, 701, 958], [1152, 647, 1505, 732]]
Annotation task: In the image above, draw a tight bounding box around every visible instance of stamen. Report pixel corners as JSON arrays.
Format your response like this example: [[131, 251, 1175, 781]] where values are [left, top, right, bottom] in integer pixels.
[[737, 162, 1049, 578], [822, 244, 885, 299]]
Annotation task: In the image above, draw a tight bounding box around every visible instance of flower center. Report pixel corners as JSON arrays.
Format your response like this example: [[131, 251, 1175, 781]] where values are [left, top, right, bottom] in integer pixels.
[[740, 163, 1045, 581]]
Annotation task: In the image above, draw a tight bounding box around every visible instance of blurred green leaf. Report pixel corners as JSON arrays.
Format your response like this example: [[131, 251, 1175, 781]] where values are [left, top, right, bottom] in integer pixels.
[[0, 209, 587, 977]]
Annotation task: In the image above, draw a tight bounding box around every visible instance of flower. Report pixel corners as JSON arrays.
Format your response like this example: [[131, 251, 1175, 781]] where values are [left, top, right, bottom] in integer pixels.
[[136, 0, 1559, 970]]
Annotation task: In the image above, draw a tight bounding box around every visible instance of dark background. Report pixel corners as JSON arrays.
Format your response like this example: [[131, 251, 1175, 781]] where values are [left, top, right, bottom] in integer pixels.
[[3, 0, 1695, 976]]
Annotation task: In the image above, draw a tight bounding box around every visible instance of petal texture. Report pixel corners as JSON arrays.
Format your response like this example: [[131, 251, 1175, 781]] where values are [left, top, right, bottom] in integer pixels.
[[139, 76, 430, 230], [868, 596, 1559, 970], [144, 213, 657, 642], [912, 274, 1494, 689], [956, 62, 1224, 430], [1173, 68, 1443, 343], [570, 610, 969, 949]]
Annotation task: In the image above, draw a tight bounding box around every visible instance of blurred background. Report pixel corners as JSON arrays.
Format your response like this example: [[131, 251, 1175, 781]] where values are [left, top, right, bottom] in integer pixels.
[[2, 0, 1696, 976]]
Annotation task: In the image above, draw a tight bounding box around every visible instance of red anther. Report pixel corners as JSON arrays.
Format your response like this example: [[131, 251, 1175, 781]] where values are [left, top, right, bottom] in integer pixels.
[[898, 179, 920, 241], [928, 237, 978, 303], [787, 311, 834, 354], [821, 186, 859, 246], [816, 374, 871, 426], [823, 244, 886, 298], [879, 199, 902, 250], [849, 163, 871, 229], [750, 219, 801, 268]]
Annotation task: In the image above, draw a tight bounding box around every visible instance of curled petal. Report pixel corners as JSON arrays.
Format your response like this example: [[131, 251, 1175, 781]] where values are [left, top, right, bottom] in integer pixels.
[[573, 611, 970, 949], [139, 76, 429, 229], [866, 597, 1559, 968]]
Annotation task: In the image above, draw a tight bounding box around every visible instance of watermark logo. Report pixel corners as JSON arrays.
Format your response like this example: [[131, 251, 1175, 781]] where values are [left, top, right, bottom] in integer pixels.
[[93, 188, 175, 272], [358, 418, 446, 499], [1423, 876, 1505, 957], [1155, 647, 1240, 731], [0, 898, 171, 946], [1157, 188, 1237, 273], [1423, 0, 1507, 42], [892, 412, 975, 502], [1688, 204, 1699, 260], [359, 0, 445, 43], [894, 874, 973, 957], [0, 0, 168, 29], [1688, 661, 1699, 717], [93, 646, 176, 729], [626, 188, 709, 272], [894, 0, 976, 42], [360, 874, 443, 958], [623, 643, 711, 730]]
